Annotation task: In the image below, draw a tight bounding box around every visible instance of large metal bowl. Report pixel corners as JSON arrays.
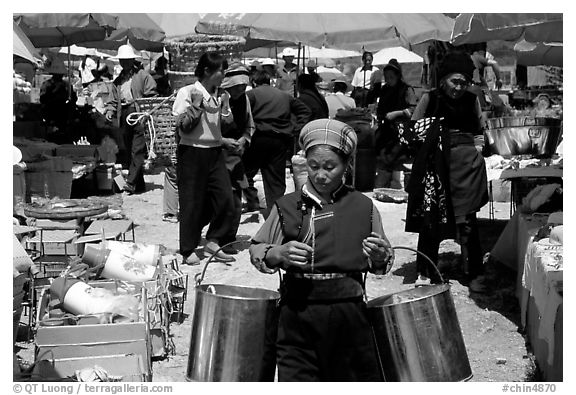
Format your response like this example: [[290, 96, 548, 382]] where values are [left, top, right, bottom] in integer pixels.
[[484, 117, 562, 157]]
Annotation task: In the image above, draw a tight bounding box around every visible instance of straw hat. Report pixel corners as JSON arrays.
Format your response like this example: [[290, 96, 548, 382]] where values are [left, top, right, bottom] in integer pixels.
[[261, 58, 276, 66], [281, 47, 297, 58], [116, 44, 141, 60]]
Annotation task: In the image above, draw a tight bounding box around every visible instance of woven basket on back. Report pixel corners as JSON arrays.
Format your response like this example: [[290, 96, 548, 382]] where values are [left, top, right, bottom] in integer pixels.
[[135, 97, 177, 164]]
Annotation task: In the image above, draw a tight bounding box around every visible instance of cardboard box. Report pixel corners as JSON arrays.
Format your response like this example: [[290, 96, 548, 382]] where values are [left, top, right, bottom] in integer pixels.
[[35, 282, 152, 378], [32, 354, 149, 382], [13, 121, 47, 139], [24, 157, 74, 199], [25, 171, 73, 200]]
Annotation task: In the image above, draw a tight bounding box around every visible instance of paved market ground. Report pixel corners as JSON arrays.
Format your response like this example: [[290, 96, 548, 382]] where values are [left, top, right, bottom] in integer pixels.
[[16, 169, 539, 382]]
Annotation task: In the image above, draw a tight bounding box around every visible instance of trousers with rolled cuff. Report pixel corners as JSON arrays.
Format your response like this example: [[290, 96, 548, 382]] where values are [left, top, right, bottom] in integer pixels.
[[276, 274, 383, 382], [416, 213, 483, 283]]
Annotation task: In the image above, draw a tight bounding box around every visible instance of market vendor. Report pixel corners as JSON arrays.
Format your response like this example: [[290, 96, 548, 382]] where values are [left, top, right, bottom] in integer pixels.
[[406, 51, 488, 292], [104, 44, 157, 194], [351, 51, 382, 107], [249, 118, 394, 381], [39, 57, 77, 132]]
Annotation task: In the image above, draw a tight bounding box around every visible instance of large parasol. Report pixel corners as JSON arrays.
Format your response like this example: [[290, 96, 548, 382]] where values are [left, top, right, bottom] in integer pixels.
[[450, 13, 563, 45]]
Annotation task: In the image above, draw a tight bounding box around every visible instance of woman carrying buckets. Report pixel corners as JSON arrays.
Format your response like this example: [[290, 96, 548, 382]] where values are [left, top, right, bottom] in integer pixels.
[[249, 118, 394, 381]]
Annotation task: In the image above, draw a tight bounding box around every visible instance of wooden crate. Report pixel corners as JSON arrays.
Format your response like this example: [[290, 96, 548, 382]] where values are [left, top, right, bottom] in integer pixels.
[[35, 282, 152, 379], [32, 353, 148, 382]]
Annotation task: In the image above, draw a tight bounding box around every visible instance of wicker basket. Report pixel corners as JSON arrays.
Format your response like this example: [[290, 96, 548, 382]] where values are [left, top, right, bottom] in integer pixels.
[[135, 97, 177, 163]]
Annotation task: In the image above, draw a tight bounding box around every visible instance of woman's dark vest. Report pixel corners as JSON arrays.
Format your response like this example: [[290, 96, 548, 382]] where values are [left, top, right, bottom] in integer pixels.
[[424, 89, 482, 135], [275, 188, 373, 273]]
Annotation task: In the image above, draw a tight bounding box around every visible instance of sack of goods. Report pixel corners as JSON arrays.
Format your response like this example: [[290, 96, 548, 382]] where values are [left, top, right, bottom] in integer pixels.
[[48, 277, 142, 323]]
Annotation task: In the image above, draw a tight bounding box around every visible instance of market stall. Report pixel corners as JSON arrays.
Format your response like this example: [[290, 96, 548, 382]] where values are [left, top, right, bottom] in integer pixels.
[[490, 211, 562, 381]]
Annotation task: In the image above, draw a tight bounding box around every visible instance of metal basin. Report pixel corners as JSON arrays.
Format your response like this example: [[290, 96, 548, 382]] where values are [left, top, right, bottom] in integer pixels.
[[484, 117, 562, 157]]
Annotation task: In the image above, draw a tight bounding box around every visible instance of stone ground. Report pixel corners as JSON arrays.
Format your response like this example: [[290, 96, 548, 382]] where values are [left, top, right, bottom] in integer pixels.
[[15, 168, 539, 382]]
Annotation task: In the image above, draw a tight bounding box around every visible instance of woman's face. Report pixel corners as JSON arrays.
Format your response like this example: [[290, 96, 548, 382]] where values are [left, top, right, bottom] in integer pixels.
[[442, 72, 469, 100], [306, 146, 348, 196], [203, 66, 224, 89], [384, 69, 400, 86]]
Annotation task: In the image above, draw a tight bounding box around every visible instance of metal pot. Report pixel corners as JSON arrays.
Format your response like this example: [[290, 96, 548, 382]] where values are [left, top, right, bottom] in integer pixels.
[[484, 117, 562, 157], [368, 284, 472, 382], [186, 244, 280, 382]]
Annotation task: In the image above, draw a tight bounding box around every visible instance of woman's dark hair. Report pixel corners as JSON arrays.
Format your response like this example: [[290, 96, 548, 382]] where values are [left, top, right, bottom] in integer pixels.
[[305, 144, 350, 164], [194, 52, 225, 79], [362, 51, 373, 62], [253, 70, 271, 86]]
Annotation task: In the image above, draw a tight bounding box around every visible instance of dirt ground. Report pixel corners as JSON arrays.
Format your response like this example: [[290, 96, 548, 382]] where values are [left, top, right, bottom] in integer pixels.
[[16, 168, 538, 382]]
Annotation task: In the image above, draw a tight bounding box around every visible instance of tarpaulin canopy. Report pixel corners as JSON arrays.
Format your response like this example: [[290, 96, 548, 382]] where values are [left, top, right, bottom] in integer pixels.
[[195, 13, 455, 52], [372, 46, 423, 65], [80, 13, 166, 52], [13, 21, 41, 64], [13, 13, 119, 48], [451, 13, 563, 45], [515, 40, 563, 67]]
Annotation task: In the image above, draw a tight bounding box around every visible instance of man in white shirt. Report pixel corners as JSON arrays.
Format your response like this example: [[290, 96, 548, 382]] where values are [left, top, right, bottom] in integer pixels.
[[325, 79, 356, 118], [276, 47, 299, 96], [351, 51, 382, 107], [78, 55, 97, 87]]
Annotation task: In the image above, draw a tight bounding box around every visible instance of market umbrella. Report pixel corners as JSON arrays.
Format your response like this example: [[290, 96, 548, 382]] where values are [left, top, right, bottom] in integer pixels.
[[315, 65, 346, 82], [147, 13, 202, 39], [13, 13, 118, 48], [372, 46, 423, 66], [196, 13, 455, 52], [450, 13, 563, 45], [13, 21, 41, 64], [80, 13, 166, 52], [14, 13, 119, 99], [58, 45, 112, 59], [514, 40, 563, 67]]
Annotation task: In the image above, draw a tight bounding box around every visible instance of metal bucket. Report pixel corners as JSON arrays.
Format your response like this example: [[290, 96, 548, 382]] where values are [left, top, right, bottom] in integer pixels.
[[484, 116, 562, 157], [367, 247, 472, 382], [186, 244, 280, 382]]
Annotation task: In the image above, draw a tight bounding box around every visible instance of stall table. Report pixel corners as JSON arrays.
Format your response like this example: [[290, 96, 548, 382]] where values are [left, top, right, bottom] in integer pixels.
[[487, 166, 562, 219], [491, 212, 563, 381]]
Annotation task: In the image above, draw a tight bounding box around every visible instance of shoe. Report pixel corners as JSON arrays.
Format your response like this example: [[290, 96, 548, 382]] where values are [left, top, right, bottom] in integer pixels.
[[242, 202, 261, 214], [204, 245, 236, 264], [183, 254, 201, 266], [221, 245, 240, 255], [123, 183, 136, 195], [468, 275, 488, 293], [415, 274, 432, 287], [162, 214, 178, 223]]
